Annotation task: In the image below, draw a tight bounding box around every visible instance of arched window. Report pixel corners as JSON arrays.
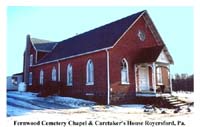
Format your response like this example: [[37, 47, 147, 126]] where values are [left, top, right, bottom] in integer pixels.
[[29, 72, 32, 85], [157, 67, 163, 85], [86, 59, 94, 85], [52, 66, 57, 81], [121, 58, 129, 84], [40, 69, 44, 85], [30, 54, 33, 66], [67, 64, 73, 86]]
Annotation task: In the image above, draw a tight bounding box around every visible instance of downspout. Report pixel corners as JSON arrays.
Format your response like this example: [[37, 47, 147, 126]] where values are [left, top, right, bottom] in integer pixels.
[[58, 61, 61, 82], [106, 49, 110, 105], [57, 61, 61, 95]]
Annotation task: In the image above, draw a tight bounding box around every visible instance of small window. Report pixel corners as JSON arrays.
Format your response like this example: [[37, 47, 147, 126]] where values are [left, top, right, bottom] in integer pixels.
[[86, 59, 94, 85], [30, 54, 33, 66], [137, 30, 146, 41], [40, 69, 44, 85], [121, 58, 129, 84], [67, 64, 73, 86], [29, 72, 32, 85], [52, 66, 57, 81], [157, 67, 163, 85]]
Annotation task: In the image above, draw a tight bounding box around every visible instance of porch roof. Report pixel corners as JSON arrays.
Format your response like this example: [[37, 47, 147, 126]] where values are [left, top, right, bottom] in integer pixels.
[[135, 45, 173, 64], [135, 45, 163, 63]]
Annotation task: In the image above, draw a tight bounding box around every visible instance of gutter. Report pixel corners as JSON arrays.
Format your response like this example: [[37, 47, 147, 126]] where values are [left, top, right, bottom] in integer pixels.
[[33, 46, 113, 67]]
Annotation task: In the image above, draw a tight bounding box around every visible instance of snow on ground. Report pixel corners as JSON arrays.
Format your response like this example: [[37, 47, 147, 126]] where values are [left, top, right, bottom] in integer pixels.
[[172, 91, 193, 98], [7, 91, 96, 116], [7, 91, 38, 100], [46, 95, 96, 108], [7, 91, 194, 127], [172, 91, 194, 103], [7, 105, 31, 116]]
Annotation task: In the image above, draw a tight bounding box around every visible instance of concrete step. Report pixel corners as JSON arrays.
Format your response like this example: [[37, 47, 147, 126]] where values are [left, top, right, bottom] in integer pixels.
[[162, 95, 190, 108], [167, 99, 179, 102], [170, 101, 183, 105], [174, 103, 188, 107], [165, 96, 177, 100]]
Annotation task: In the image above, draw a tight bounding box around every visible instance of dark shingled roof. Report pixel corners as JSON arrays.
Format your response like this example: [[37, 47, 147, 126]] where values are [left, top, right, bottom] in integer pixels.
[[30, 38, 58, 52], [38, 10, 145, 63]]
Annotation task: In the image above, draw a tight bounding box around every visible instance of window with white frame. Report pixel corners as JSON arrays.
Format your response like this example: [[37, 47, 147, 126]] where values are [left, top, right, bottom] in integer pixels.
[[52, 66, 57, 81], [29, 72, 32, 85], [121, 58, 129, 84], [157, 67, 163, 85], [30, 54, 33, 66], [40, 69, 44, 85], [86, 59, 94, 85], [67, 64, 73, 86]]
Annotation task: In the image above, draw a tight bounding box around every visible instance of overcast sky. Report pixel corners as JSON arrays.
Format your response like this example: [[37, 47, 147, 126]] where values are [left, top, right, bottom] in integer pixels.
[[7, 7, 193, 76]]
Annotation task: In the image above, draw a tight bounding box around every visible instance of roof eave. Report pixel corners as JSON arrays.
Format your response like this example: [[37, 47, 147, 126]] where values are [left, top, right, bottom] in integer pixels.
[[111, 10, 146, 48], [33, 47, 112, 67]]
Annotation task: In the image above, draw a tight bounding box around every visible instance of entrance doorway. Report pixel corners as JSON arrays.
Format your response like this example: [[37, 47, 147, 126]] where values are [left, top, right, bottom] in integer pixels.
[[138, 66, 149, 91]]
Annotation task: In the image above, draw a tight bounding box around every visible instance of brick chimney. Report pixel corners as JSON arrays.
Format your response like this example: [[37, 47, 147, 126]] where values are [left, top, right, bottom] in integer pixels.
[[23, 34, 31, 85]]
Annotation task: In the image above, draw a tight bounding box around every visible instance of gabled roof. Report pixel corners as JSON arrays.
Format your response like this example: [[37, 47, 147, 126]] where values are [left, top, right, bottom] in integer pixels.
[[38, 10, 145, 63], [30, 38, 58, 52], [34, 10, 173, 65]]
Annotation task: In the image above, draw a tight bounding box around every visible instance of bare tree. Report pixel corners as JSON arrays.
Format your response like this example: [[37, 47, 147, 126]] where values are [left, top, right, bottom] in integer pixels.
[[172, 73, 193, 92]]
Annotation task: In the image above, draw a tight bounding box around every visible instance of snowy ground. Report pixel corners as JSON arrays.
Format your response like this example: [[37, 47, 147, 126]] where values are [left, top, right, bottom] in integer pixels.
[[172, 91, 194, 103], [7, 91, 194, 127]]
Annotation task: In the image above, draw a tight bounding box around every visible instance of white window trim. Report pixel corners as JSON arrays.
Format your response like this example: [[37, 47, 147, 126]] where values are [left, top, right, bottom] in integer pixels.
[[86, 82, 94, 85], [86, 59, 94, 85], [121, 82, 130, 85], [30, 54, 33, 66], [121, 58, 130, 85], [52, 66, 57, 81], [157, 67, 163, 85], [29, 72, 32, 85], [67, 64, 73, 86], [39, 69, 44, 85]]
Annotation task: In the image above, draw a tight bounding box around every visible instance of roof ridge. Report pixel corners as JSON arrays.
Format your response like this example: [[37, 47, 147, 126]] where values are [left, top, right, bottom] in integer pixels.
[[60, 10, 145, 43], [30, 37, 58, 52], [36, 10, 145, 65], [30, 37, 55, 44]]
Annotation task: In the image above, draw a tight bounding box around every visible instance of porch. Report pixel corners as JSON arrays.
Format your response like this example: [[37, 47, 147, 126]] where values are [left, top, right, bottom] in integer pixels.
[[134, 48, 173, 97]]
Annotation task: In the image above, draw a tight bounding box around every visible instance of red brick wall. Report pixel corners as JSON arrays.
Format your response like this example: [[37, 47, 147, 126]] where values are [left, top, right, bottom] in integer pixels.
[[32, 51, 108, 104], [161, 67, 170, 92], [108, 15, 161, 104]]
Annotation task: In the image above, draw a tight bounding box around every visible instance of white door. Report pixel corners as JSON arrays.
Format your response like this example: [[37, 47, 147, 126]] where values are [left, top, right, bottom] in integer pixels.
[[138, 67, 149, 91]]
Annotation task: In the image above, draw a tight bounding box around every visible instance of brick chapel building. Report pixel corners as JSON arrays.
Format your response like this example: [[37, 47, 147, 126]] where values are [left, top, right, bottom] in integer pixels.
[[23, 10, 174, 104]]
